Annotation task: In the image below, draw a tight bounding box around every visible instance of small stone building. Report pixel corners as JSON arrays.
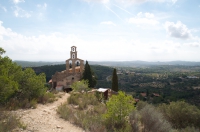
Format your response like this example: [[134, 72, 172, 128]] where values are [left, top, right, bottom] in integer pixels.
[[51, 46, 84, 91]]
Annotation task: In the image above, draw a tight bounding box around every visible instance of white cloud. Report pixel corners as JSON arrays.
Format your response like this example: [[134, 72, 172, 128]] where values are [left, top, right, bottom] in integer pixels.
[[13, 0, 25, 4], [164, 21, 191, 39], [37, 3, 47, 10], [1, 20, 200, 62], [128, 12, 159, 26], [100, 21, 116, 26], [188, 42, 200, 47], [13, 6, 31, 18]]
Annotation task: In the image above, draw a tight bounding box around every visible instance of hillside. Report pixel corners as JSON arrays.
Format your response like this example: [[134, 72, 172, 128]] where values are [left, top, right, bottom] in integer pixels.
[[13, 93, 83, 132], [15, 60, 200, 67], [31, 64, 113, 88], [23, 62, 200, 107]]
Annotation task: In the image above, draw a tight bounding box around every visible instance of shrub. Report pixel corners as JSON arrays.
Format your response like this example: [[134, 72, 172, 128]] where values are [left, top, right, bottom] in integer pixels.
[[103, 91, 135, 130], [30, 99, 37, 109], [38, 92, 56, 104], [94, 104, 106, 114], [68, 93, 99, 110], [0, 111, 24, 132], [129, 111, 140, 132], [158, 101, 200, 129], [136, 101, 149, 111], [139, 104, 172, 132], [178, 126, 200, 132], [71, 80, 89, 92], [57, 103, 73, 120], [67, 93, 79, 105], [57, 103, 106, 132]]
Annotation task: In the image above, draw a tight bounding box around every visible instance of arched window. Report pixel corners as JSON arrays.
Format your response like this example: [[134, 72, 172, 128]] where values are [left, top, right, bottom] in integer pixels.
[[72, 53, 75, 59], [69, 60, 72, 68], [75, 60, 80, 67]]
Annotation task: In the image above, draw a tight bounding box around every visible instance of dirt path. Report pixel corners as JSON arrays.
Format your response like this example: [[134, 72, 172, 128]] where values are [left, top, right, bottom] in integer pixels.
[[14, 93, 84, 132]]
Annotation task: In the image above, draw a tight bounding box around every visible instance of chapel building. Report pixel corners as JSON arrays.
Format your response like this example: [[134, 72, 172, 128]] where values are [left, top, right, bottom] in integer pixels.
[[51, 46, 84, 91]]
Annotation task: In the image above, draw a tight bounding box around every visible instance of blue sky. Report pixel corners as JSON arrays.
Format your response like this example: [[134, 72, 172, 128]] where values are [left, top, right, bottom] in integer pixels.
[[0, 0, 200, 62]]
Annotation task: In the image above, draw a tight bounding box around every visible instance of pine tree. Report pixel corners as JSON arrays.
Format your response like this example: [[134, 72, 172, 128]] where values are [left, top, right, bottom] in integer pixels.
[[112, 68, 118, 92], [82, 61, 97, 88]]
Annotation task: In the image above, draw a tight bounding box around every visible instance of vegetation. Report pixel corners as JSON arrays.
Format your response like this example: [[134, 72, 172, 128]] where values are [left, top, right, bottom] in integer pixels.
[[57, 93, 106, 131], [138, 103, 172, 132], [0, 111, 25, 132], [30, 63, 200, 107], [158, 101, 200, 129], [71, 80, 89, 93], [103, 91, 135, 130], [0, 47, 54, 109], [111, 68, 118, 92], [82, 61, 97, 88], [58, 92, 200, 132], [58, 91, 136, 132]]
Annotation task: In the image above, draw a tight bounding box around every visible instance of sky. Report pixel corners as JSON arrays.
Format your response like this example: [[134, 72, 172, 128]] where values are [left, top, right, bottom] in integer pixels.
[[0, 0, 200, 62]]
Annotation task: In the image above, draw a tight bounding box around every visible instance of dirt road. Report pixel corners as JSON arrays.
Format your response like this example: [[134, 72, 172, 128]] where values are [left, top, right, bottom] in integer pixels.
[[14, 93, 83, 132]]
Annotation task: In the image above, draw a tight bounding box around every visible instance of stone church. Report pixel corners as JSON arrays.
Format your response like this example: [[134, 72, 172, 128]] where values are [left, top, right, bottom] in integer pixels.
[[51, 46, 84, 91]]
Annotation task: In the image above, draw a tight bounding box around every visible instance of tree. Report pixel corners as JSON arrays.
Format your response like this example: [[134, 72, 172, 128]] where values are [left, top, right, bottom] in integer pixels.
[[0, 47, 47, 106], [112, 68, 118, 92], [18, 68, 46, 100], [0, 47, 5, 57], [82, 61, 97, 88], [103, 91, 135, 128], [71, 80, 89, 92], [158, 101, 200, 129], [0, 48, 20, 104]]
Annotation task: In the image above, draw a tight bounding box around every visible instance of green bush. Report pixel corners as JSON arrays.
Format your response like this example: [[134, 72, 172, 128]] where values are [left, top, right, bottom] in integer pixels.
[[67, 93, 79, 105], [68, 93, 99, 110], [57, 103, 73, 120], [30, 99, 37, 109], [136, 101, 149, 111], [158, 101, 200, 129], [57, 103, 106, 132], [103, 91, 135, 130], [58, 93, 107, 132], [94, 104, 106, 114], [38, 92, 56, 104]]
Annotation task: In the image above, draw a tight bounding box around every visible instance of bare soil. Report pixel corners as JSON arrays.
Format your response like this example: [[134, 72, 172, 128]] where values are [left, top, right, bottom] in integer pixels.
[[13, 93, 84, 132]]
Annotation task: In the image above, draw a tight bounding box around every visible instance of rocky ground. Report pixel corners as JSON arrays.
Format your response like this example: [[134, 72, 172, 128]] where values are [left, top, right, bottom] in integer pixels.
[[13, 93, 83, 132]]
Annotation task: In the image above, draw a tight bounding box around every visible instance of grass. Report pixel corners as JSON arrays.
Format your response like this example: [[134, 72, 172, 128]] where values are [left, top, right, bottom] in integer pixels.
[[6, 92, 56, 110], [0, 111, 26, 132], [68, 93, 99, 110], [38, 92, 56, 104], [57, 93, 107, 132], [58, 94, 200, 132]]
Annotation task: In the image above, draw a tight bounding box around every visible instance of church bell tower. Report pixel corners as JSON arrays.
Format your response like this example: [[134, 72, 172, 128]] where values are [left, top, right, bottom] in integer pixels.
[[71, 46, 77, 59]]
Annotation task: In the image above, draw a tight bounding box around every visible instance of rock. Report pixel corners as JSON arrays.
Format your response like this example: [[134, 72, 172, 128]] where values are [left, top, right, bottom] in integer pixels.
[[56, 125, 63, 129]]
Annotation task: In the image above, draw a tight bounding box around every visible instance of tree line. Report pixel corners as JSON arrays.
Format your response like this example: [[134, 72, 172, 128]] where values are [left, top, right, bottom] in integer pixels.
[[0, 47, 49, 108]]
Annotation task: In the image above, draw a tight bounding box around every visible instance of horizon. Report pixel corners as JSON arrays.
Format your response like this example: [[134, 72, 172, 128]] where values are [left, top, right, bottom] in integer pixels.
[[0, 0, 200, 61], [13, 60, 200, 63]]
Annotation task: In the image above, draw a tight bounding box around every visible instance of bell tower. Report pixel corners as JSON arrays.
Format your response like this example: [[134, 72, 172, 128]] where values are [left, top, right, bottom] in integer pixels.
[[66, 46, 84, 74], [71, 46, 77, 59]]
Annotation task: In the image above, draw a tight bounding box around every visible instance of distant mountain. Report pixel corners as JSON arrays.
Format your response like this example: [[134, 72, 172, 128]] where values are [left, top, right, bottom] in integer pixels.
[[14, 60, 200, 67], [89, 61, 200, 67], [14, 60, 64, 67]]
